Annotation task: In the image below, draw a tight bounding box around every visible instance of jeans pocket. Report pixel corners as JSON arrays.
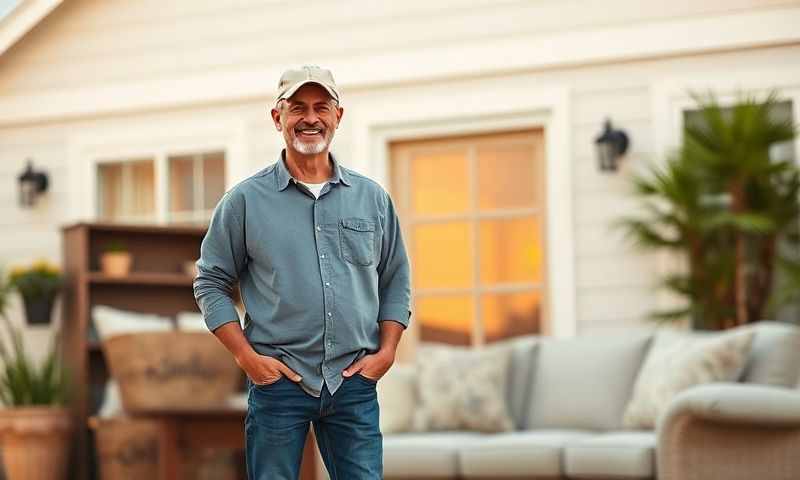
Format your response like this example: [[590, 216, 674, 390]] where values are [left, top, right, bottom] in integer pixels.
[[339, 218, 375, 266], [355, 372, 378, 385], [252, 375, 286, 390]]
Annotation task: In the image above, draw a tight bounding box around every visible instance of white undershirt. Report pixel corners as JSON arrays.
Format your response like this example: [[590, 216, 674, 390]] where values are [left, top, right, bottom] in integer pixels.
[[296, 179, 328, 198]]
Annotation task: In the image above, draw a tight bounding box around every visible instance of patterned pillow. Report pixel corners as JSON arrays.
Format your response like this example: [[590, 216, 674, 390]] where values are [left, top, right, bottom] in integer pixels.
[[622, 328, 756, 429], [412, 343, 514, 433]]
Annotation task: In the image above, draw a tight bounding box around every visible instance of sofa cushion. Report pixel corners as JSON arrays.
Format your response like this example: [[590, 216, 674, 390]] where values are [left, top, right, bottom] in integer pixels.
[[739, 321, 800, 388], [485, 334, 540, 429], [564, 431, 656, 479], [524, 334, 652, 431], [383, 431, 484, 478], [622, 328, 756, 429], [377, 363, 417, 433], [413, 343, 515, 433], [459, 430, 593, 478]]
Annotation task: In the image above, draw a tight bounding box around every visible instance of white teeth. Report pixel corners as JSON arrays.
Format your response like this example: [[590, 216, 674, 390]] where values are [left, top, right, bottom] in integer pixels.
[[299, 129, 321, 134]]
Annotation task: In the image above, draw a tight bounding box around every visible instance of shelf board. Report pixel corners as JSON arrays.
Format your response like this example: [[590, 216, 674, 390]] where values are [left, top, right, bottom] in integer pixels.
[[62, 221, 207, 236], [87, 271, 195, 286]]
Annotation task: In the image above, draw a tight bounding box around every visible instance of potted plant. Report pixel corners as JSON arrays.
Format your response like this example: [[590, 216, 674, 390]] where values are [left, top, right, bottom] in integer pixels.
[[100, 240, 132, 277], [0, 267, 73, 480], [614, 90, 799, 330], [9, 260, 63, 325]]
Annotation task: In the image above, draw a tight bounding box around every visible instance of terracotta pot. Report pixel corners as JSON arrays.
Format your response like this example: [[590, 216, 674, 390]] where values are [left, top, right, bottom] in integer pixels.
[[100, 252, 132, 277], [0, 406, 72, 480]]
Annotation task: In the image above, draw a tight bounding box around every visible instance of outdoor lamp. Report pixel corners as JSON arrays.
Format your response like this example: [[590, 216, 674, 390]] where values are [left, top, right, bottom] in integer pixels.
[[17, 159, 49, 208], [594, 118, 629, 172]]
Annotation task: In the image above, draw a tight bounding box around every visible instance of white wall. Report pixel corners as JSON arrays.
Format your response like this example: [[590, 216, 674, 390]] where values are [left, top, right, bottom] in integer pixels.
[[1, 0, 800, 355]]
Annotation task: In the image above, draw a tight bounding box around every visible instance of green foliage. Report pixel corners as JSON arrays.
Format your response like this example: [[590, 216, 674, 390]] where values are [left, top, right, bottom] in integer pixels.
[[613, 89, 800, 329], [8, 259, 63, 301], [103, 240, 128, 253], [0, 267, 71, 407]]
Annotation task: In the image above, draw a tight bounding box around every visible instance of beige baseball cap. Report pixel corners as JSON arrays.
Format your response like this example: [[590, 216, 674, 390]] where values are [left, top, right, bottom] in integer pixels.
[[275, 65, 340, 107]]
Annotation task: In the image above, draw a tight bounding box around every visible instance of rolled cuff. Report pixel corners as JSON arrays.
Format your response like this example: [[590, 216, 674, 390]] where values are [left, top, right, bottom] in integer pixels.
[[204, 304, 241, 333], [378, 302, 411, 329]]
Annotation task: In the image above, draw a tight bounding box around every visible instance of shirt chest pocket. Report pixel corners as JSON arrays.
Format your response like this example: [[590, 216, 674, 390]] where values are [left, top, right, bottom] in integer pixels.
[[339, 217, 376, 267]]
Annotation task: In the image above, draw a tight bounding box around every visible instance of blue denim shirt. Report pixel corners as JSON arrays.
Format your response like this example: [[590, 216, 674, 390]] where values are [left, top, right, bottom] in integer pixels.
[[193, 150, 412, 397]]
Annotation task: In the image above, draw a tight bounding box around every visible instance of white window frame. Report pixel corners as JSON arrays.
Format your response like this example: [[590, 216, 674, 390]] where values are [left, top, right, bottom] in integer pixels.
[[652, 68, 800, 324], [348, 84, 575, 343], [67, 117, 247, 225]]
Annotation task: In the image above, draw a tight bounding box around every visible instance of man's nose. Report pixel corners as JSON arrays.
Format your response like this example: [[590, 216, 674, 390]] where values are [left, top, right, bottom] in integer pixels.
[[302, 109, 319, 125]]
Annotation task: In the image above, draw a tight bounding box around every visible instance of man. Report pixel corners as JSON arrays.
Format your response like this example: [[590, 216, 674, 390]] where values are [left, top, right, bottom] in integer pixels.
[[193, 65, 412, 480]]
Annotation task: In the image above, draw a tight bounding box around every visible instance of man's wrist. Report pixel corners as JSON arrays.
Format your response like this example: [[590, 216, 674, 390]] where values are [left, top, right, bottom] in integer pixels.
[[377, 346, 397, 360], [234, 346, 259, 366]]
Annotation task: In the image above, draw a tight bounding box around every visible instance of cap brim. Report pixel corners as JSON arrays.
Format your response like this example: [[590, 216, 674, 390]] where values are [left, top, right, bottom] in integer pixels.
[[275, 80, 339, 107]]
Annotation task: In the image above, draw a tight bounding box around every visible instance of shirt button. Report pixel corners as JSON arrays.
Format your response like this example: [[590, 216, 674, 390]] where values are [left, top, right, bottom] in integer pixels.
[[327, 312, 332, 316], [320, 254, 325, 259], [325, 282, 330, 286], [316, 226, 321, 231]]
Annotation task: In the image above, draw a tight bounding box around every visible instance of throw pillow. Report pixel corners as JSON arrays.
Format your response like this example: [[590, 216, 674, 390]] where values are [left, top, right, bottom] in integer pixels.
[[92, 304, 173, 341], [412, 343, 514, 433], [376, 363, 417, 433], [622, 328, 756, 429]]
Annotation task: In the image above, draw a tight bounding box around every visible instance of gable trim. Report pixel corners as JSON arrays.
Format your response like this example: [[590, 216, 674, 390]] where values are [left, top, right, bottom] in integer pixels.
[[0, 0, 62, 58]]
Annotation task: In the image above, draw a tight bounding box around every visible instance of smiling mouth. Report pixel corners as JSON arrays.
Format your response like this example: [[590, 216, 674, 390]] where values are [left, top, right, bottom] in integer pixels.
[[296, 128, 322, 138]]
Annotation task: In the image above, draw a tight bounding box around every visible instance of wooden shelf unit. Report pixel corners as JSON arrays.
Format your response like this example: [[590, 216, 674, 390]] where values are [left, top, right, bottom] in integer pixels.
[[61, 221, 208, 480]]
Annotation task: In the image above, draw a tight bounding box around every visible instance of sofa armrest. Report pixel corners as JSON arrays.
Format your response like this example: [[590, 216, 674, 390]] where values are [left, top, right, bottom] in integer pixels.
[[659, 383, 800, 428], [657, 383, 800, 480]]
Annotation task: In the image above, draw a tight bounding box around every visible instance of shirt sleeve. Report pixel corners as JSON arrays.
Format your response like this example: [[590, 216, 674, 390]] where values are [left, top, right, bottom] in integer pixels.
[[376, 190, 412, 329], [193, 190, 248, 333]]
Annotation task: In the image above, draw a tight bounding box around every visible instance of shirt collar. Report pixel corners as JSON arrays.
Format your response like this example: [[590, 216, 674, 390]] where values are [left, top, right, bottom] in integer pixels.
[[275, 149, 351, 191]]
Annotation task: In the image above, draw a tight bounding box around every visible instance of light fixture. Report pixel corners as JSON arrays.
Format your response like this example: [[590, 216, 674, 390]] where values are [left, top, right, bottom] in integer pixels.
[[17, 159, 49, 208], [594, 118, 630, 172]]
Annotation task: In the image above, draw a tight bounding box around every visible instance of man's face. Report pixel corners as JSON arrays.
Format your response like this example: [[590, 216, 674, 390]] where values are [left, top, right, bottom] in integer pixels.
[[271, 83, 343, 156]]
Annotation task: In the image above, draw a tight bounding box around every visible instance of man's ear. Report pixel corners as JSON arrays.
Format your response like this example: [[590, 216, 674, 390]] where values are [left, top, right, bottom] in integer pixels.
[[335, 106, 344, 129], [270, 108, 282, 131]]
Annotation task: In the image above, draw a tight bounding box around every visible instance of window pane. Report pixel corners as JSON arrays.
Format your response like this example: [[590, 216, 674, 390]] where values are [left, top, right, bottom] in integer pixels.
[[410, 149, 469, 215], [97, 163, 123, 219], [412, 222, 472, 289], [417, 295, 474, 345], [169, 155, 195, 213], [130, 160, 155, 216], [479, 216, 542, 285], [477, 143, 540, 210], [97, 159, 154, 220], [203, 151, 226, 210], [482, 290, 541, 343]]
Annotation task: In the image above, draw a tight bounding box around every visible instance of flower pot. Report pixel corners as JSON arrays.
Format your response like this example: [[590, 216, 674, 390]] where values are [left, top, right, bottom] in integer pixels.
[[21, 295, 55, 325], [100, 252, 132, 277], [0, 406, 72, 480]]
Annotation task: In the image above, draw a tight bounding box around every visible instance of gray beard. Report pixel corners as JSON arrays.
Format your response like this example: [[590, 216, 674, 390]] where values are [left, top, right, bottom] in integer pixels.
[[293, 136, 329, 155]]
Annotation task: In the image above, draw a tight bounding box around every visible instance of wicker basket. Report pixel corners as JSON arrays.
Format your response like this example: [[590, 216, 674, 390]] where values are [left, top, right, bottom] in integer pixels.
[[89, 416, 239, 480], [101, 331, 241, 412]]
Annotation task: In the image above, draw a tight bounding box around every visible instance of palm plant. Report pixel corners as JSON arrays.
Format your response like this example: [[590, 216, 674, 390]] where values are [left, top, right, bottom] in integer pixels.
[[613, 90, 800, 330], [0, 267, 70, 406]]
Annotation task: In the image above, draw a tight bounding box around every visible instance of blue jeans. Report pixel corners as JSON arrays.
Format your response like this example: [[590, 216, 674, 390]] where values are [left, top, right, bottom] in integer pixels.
[[245, 373, 382, 480]]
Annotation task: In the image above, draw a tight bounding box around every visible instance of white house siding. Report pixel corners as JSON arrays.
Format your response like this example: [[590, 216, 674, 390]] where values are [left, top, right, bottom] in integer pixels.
[[1, 0, 800, 356]]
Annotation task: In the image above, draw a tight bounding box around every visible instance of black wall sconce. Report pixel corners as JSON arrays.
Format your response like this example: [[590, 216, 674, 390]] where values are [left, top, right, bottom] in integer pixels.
[[17, 159, 49, 208], [594, 118, 630, 172]]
